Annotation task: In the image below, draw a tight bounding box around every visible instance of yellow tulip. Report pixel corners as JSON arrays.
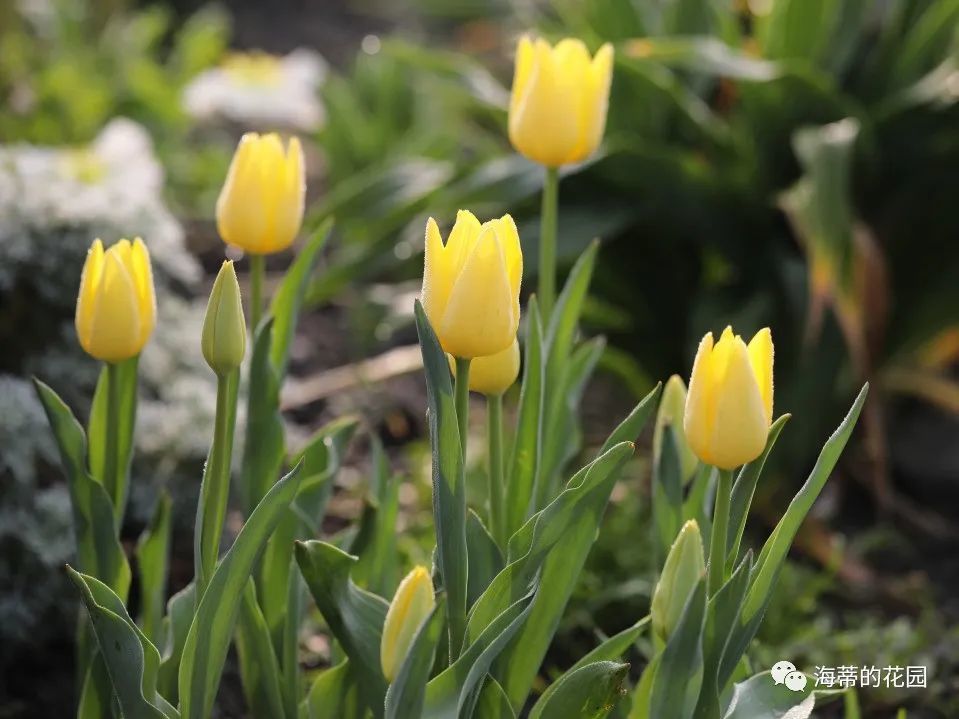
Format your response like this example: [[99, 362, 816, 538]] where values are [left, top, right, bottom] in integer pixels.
[[684, 327, 774, 469], [509, 36, 614, 168], [202, 261, 247, 375], [449, 338, 520, 396], [651, 520, 705, 642], [381, 566, 435, 682], [422, 210, 522, 359], [216, 132, 305, 254], [75, 238, 156, 362]]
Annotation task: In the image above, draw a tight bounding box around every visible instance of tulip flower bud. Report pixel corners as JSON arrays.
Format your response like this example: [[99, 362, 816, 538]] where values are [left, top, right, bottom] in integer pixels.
[[216, 132, 305, 254], [422, 211, 522, 359], [684, 327, 774, 470], [75, 238, 156, 362], [381, 566, 435, 682], [202, 261, 247, 375], [449, 339, 520, 396], [509, 36, 613, 168], [653, 375, 699, 483], [651, 520, 705, 642]]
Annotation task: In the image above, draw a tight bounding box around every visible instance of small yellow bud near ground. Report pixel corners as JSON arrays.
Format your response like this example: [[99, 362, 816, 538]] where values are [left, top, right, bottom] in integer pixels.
[[422, 210, 522, 359], [216, 132, 305, 254], [75, 237, 156, 362], [684, 327, 774, 469], [651, 520, 705, 642], [381, 566, 435, 682], [202, 261, 247, 375], [653, 374, 699, 483], [509, 36, 614, 168], [449, 339, 520, 396]]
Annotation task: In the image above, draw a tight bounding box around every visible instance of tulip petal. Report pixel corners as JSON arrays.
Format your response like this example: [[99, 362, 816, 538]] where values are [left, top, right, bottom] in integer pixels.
[[747, 328, 774, 424], [684, 331, 715, 465], [439, 224, 517, 358], [509, 35, 535, 120], [84, 251, 142, 362], [466, 338, 520, 395], [130, 238, 157, 347], [422, 217, 454, 331], [581, 43, 614, 162], [708, 337, 768, 469], [445, 209, 483, 272], [270, 136, 306, 252], [76, 239, 105, 349], [495, 214, 523, 306]]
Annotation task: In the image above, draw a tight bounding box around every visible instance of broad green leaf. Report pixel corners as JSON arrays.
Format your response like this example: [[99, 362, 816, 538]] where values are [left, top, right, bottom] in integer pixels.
[[488, 443, 635, 710], [725, 415, 790, 574], [178, 464, 304, 719], [235, 580, 287, 719], [649, 580, 706, 719], [570, 616, 650, 673], [758, 0, 836, 63], [68, 567, 177, 719], [694, 554, 753, 719], [742, 385, 868, 623], [34, 379, 130, 597], [597, 382, 662, 456], [157, 583, 195, 703], [269, 219, 333, 377], [295, 540, 389, 717], [414, 300, 468, 657], [621, 37, 780, 81], [385, 598, 446, 719], [721, 671, 814, 719], [282, 559, 304, 719], [78, 655, 114, 719], [504, 298, 545, 541], [466, 510, 504, 608], [292, 416, 360, 533], [301, 661, 362, 719], [354, 438, 401, 597], [87, 355, 139, 523], [240, 318, 285, 516], [652, 426, 684, 568], [684, 466, 715, 544], [529, 661, 629, 719], [473, 676, 516, 719], [137, 491, 172, 649], [890, 0, 959, 88], [628, 653, 660, 719], [424, 589, 536, 719]]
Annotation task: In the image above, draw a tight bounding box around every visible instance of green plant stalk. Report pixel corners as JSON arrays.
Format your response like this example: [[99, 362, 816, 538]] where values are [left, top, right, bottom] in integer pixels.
[[708, 468, 733, 596], [249, 253, 265, 332], [196, 369, 240, 600], [103, 361, 122, 525], [487, 393, 506, 548], [539, 166, 559, 320], [451, 356, 471, 657]]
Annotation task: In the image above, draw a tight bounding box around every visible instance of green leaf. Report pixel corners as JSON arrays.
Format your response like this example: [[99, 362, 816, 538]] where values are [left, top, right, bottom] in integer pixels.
[[725, 415, 790, 573], [473, 676, 517, 719], [385, 598, 446, 719], [652, 426, 684, 568], [235, 580, 287, 719], [504, 298, 545, 542], [649, 580, 706, 719], [87, 355, 139, 522], [424, 589, 536, 719], [742, 385, 868, 623], [68, 567, 177, 719], [137, 491, 172, 649], [529, 661, 629, 719], [570, 616, 650, 673], [354, 438, 401, 597], [622, 37, 780, 81], [598, 382, 662, 456], [240, 318, 286, 515], [721, 671, 814, 719], [413, 300, 468, 658], [295, 540, 389, 717], [301, 661, 362, 719], [269, 219, 333, 377], [157, 583, 195, 702], [466, 510, 504, 608], [34, 379, 130, 597], [78, 655, 115, 719], [292, 416, 360, 533], [178, 463, 304, 719]]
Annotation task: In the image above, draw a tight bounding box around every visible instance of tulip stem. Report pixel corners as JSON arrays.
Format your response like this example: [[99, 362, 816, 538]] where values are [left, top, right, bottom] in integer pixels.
[[454, 358, 471, 461], [487, 394, 505, 548], [103, 361, 122, 526], [539, 166, 559, 320], [708, 467, 733, 597], [249, 253, 265, 332], [195, 369, 240, 601]]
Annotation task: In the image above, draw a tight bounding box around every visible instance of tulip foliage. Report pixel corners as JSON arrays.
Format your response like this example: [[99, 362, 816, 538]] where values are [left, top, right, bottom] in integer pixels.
[[35, 32, 870, 719]]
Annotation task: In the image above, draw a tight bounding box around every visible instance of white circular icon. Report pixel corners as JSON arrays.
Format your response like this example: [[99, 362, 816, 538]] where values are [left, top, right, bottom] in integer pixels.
[[771, 660, 796, 685], [784, 671, 808, 692]]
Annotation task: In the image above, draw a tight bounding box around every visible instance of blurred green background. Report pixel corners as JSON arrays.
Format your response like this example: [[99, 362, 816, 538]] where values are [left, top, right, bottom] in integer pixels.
[[1, 0, 958, 716]]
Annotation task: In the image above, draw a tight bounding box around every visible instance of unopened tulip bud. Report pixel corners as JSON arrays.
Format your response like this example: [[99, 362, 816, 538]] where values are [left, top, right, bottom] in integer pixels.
[[651, 520, 705, 642], [202, 261, 247, 375], [684, 327, 774, 469], [653, 375, 699, 483], [509, 36, 613, 168], [381, 566, 435, 682], [449, 339, 520, 396], [422, 211, 522, 359], [75, 238, 156, 362]]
